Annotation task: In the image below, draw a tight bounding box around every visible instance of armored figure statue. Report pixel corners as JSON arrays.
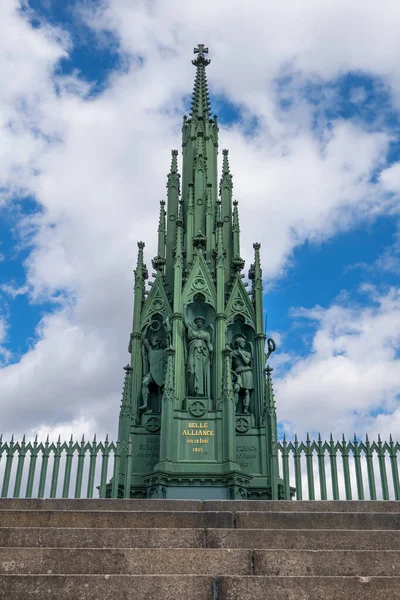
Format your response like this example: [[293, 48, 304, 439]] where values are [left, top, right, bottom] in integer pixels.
[[183, 305, 213, 397], [230, 335, 254, 414], [140, 322, 168, 413]]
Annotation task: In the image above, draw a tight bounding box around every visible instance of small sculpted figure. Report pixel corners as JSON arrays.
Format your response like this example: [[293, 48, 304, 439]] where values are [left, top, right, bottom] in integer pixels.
[[183, 305, 213, 397], [230, 335, 254, 414]]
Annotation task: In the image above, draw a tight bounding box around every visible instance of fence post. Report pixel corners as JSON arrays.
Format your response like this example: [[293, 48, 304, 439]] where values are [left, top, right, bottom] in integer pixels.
[[293, 435, 302, 500], [317, 434, 327, 500], [62, 435, 74, 498], [38, 436, 50, 498], [26, 436, 39, 498], [329, 434, 339, 500], [341, 435, 352, 500], [353, 435, 364, 500], [112, 440, 121, 499], [1, 436, 15, 498], [377, 435, 389, 500], [389, 435, 400, 501], [50, 436, 62, 498], [124, 436, 133, 498], [365, 435, 377, 501], [99, 435, 110, 498], [305, 434, 315, 500], [13, 436, 27, 498], [87, 434, 97, 499], [281, 435, 290, 500], [74, 435, 86, 499]]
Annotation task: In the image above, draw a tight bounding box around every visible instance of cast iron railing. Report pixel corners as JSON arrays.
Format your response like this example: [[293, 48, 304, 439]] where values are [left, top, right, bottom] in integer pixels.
[[0, 435, 133, 499], [0, 434, 399, 500], [271, 434, 400, 501]]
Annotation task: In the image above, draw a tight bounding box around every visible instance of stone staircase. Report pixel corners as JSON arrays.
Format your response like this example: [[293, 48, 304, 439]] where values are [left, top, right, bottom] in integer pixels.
[[1, 499, 400, 599]]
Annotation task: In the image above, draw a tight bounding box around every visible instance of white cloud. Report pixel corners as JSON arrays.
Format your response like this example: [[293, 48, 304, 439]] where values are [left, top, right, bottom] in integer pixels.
[[276, 286, 400, 439], [0, 1, 400, 439]]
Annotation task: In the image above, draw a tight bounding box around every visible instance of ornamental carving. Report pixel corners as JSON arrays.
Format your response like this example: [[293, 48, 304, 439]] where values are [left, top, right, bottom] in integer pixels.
[[235, 417, 250, 434], [188, 399, 207, 418], [145, 416, 161, 432]]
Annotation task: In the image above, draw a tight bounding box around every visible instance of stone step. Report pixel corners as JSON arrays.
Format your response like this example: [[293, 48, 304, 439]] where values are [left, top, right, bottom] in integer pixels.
[[0, 527, 205, 548], [0, 510, 233, 529], [2, 574, 400, 600], [2, 499, 400, 512], [2, 526, 400, 550], [205, 500, 400, 513], [253, 549, 400, 576], [207, 528, 400, 550], [236, 511, 400, 530], [0, 499, 202, 512], [0, 574, 216, 600], [2, 509, 399, 530], [1, 548, 400, 577], [217, 575, 400, 599], [0, 548, 252, 575]]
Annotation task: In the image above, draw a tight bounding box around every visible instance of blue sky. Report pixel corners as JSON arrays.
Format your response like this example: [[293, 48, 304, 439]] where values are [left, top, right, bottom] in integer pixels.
[[0, 0, 400, 441]]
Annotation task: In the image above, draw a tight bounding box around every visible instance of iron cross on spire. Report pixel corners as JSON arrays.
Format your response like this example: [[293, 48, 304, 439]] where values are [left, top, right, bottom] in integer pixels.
[[194, 44, 208, 59], [192, 44, 211, 66]]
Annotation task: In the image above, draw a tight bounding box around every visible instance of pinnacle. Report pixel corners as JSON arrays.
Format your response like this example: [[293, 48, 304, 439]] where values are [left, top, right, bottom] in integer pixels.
[[222, 149, 231, 174], [190, 45, 212, 119], [170, 150, 178, 173]]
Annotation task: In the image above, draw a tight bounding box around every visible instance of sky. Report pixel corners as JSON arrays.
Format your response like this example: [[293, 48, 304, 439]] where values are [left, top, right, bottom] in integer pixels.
[[0, 0, 400, 443]]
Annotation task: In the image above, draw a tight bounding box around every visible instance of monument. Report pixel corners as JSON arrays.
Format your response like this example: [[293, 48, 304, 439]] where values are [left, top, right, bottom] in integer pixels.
[[114, 45, 283, 499]]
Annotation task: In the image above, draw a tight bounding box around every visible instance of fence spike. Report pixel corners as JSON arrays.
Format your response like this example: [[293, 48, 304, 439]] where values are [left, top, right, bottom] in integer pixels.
[[283, 433, 286, 443], [81, 434, 85, 443], [22, 434, 26, 443], [11, 434, 14, 443], [318, 432, 321, 442], [378, 433, 381, 443], [366, 433, 369, 443], [45, 434, 49, 444], [354, 433, 357, 442], [330, 433, 333, 443], [57, 434, 61, 444], [294, 433, 298, 443], [105, 433, 109, 443], [342, 433, 346, 443], [93, 433, 97, 443], [0, 434, 2, 443], [390, 433, 393, 443], [70, 434, 73, 443], [34, 434, 38, 444], [306, 432, 310, 442]]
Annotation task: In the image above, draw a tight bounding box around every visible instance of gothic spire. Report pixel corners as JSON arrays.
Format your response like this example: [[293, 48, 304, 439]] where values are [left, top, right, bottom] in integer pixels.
[[190, 44, 211, 119], [119, 365, 132, 420], [167, 150, 180, 194], [232, 200, 240, 257], [219, 149, 233, 195]]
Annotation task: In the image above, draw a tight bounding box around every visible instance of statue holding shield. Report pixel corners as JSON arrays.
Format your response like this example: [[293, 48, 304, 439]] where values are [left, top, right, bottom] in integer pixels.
[[140, 319, 168, 413]]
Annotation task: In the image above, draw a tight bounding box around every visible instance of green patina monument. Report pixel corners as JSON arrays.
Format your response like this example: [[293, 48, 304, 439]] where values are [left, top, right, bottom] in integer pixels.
[[115, 45, 282, 499]]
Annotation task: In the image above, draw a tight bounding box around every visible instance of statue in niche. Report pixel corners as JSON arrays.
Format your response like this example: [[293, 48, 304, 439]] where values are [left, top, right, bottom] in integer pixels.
[[140, 319, 168, 413], [229, 334, 254, 414], [182, 304, 213, 397]]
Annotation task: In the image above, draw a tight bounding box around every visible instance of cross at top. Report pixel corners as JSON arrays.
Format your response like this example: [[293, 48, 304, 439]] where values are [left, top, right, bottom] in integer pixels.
[[194, 44, 208, 59], [192, 44, 211, 66]]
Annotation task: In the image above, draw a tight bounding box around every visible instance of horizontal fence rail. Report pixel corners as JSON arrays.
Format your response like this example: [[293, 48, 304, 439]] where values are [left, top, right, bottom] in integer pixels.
[[0, 434, 399, 500], [273, 435, 400, 501]]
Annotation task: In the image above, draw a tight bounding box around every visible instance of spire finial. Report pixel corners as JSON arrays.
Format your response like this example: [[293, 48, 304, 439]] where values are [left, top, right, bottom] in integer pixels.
[[222, 149, 230, 174], [192, 44, 210, 67], [190, 45, 211, 118]]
